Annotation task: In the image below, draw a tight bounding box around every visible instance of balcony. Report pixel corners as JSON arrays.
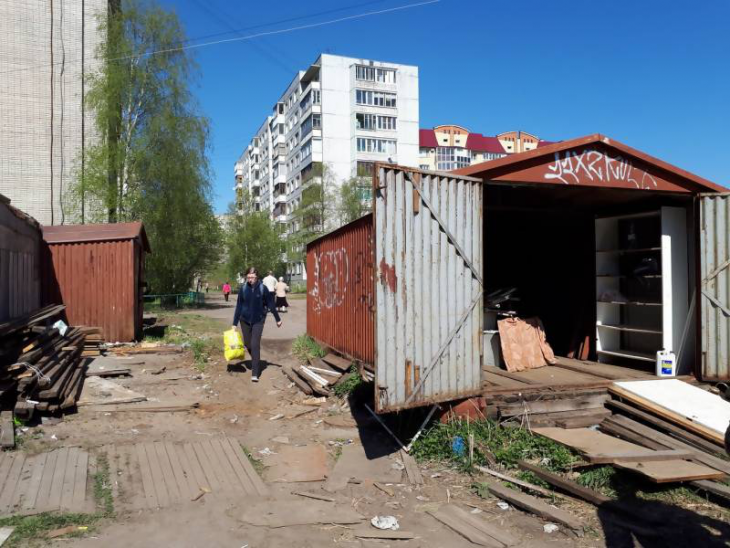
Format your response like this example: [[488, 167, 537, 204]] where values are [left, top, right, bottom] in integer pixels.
[[274, 194, 287, 205], [251, 180, 261, 188]]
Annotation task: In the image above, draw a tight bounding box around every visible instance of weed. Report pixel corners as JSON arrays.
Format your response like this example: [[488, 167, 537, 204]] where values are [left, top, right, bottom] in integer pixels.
[[333, 366, 362, 398], [292, 335, 326, 364], [411, 418, 576, 472], [333, 446, 343, 461], [190, 339, 209, 371], [241, 445, 265, 476], [93, 455, 115, 517], [0, 513, 100, 547], [577, 466, 619, 497]]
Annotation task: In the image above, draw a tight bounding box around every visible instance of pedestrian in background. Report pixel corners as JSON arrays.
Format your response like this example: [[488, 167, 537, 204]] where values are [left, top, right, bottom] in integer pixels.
[[275, 277, 289, 313], [205, 282, 209, 294], [262, 271, 277, 294], [232, 267, 282, 382], [222, 281, 231, 302]]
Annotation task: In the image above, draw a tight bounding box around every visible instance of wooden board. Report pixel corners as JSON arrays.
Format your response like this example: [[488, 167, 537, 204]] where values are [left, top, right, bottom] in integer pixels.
[[606, 399, 725, 457], [586, 449, 693, 464], [483, 480, 583, 532], [553, 357, 653, 380], [534, 427, 659, 459], [78, 376, 147, 406], [517, 461, 610, 505], [611, 380, 728, 444], [499, 394, 609, 417], [614, 460, 726, 483], [428, 504, 517, 547], [321, 353, 351, 372], [401, 449, 424, 485]]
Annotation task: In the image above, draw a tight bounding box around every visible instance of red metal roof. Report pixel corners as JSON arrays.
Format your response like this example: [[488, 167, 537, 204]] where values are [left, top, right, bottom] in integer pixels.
[[454, 133, 727, 194], [42, 222, 151, 252], [465, 133, 506, 154], [419, 129, 438, 148]]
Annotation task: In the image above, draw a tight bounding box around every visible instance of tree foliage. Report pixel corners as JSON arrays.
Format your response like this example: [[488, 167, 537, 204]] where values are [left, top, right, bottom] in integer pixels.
[[225, 203, 285, 282], [338, 176, 372, 225], [71, 0, 219, 292]]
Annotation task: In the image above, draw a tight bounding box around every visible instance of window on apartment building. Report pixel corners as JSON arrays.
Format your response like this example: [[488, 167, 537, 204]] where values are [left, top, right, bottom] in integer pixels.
[[436, 147, 470, 171], [313, 89, 321, 104], [357, 161, 374, 177], [301, 140, 312, 160], [312, 114, 321, 129], [356, 113, 396, 130], [357, 138, 397, 154], [355, 90, 397, 108], [355, 65, 397, 83], [419, 164, 429, 170]]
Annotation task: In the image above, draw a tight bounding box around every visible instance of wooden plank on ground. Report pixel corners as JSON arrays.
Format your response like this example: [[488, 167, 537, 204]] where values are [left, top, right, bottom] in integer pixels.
[[428, 505, 510, 547], [21, 452, 47, 511], [484, 480, 583, 532], [534, 427, 656, 459], [0, 453, 26, 515], [606, 399, 725, 456], [227, 439, 268, 496], [0, 455, 14, 498], [401, 450, 424, 485], [34, 450, 58, 513], [72, 451, 89, 510], [586, 449, 693, 464], [153, 441, 181, 504], [517, 461, 611, 505], [218, 438, 256, 494], [483, 366, 542, 385], [208, 439, 243, 492], [172, 444, 203, 499], [59, 447, 79, 511], [183, 443, 212, 492], [198, 440, 234, 493], [142, 442, 169, 507], [132, 444, 159, 509], [610, 380, 726, 445], [599, 420, 669, 451], [191, 442, 221, 492], [692, 480, 730, 501], [606, 416, 730, 475], [614, 460, 726, 483], [0, 412, 14, 449], [321, 353, 351, 372], [9, 455, 35, 513], [163, 442, 193, 500], [46, 447, 69, 512]]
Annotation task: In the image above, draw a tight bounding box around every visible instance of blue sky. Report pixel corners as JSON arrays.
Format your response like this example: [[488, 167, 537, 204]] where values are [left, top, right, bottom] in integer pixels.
[[159, 0, 730, 214]]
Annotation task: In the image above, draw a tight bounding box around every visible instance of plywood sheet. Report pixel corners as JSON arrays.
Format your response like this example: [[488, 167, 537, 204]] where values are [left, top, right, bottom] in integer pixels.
[[611, 379, 730, 442], [534, 427, 656, 457], [614, 460, 726, 483], [264, 445, 328, 483], [78, 376, 146, 406]]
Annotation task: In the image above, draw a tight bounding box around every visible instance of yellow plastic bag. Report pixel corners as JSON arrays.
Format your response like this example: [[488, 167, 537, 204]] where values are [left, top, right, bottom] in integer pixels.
[[224, 328, 245, 361]]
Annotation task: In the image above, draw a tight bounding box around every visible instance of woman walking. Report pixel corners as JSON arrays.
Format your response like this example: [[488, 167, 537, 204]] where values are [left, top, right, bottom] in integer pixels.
[[275, 277, 289, 313], [232, 267, 282, 382], [222, 281, 232, 302]]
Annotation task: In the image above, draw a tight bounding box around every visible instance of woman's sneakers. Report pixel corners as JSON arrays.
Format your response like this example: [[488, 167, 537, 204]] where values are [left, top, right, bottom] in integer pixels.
[[251, 376, 259, 383]]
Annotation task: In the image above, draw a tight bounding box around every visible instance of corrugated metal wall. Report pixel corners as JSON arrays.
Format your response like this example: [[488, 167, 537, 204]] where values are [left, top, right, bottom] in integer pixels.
[[43, 240, 138, 342], [0, 200, 42, 322], [700, 193, 730, 380], [374, 166, 483, 412], [306, 215, 375, 363]]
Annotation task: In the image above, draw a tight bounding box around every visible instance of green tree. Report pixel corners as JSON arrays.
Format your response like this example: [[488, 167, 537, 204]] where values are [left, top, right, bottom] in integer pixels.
[[286, 163, 337, 265], [71, 0, 220, 292], [225, 203, 285, 281], [338, 176, 372, 225]]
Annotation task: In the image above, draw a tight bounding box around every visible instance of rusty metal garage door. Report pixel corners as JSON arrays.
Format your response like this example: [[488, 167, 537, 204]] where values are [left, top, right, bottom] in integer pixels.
[[374, 165, 483, 412]]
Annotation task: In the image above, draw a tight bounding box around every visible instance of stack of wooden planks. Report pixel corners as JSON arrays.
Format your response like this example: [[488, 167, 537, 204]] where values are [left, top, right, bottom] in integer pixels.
[[0, 305, 89, 421], [283, 353, 355, 397], [79, 327, 105, 357]]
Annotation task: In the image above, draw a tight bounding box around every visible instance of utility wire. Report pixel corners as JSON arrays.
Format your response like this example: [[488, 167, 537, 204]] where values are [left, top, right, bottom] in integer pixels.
[[0, 0, 440, 76]]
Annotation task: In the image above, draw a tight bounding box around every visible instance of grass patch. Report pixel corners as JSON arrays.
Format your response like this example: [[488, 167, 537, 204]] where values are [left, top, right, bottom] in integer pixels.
[[292, 335, 326, 364], [333, 366, 362, 398], [144, 313, 223, 372], [241, 446, 265, 476], [411, 418, 576, 472], [93, 455, 115, 517]]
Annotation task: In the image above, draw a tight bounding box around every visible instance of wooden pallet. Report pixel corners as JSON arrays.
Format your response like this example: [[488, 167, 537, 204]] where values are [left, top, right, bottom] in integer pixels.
[[105, 438, 268, 511]]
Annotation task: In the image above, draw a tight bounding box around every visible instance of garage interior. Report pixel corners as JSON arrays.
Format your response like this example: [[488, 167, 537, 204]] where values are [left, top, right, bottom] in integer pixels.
[[482, 182, 698, 387]]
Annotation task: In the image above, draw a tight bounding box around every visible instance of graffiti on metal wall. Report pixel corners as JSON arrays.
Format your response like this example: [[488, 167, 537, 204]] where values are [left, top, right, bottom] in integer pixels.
[[544, 148, 658, 189], [310, 248, 349, 313]]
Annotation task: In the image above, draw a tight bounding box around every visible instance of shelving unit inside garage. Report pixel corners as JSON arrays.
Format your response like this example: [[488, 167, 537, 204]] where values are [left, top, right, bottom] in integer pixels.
[[595, 207, 688, 368]]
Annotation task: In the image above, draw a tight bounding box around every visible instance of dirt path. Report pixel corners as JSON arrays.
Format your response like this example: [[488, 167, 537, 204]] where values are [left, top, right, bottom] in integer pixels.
[[14, 293, 590, 548]]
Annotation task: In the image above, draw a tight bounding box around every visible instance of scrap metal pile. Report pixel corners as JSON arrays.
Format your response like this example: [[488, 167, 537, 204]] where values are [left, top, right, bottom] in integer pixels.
[[0, 305, 92, 420]]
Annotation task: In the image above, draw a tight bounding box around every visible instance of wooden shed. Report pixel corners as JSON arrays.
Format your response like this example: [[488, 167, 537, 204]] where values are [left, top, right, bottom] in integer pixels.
[[42, 223, 151, 342]]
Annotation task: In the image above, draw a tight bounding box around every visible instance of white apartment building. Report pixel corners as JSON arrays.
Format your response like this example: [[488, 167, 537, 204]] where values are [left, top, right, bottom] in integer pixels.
[[234, 53, 419, 280], [0, 0, 107, 225]]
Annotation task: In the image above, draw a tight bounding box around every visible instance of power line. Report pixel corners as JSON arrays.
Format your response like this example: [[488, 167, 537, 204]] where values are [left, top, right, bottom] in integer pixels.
[[0, 0, 440, 76]]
